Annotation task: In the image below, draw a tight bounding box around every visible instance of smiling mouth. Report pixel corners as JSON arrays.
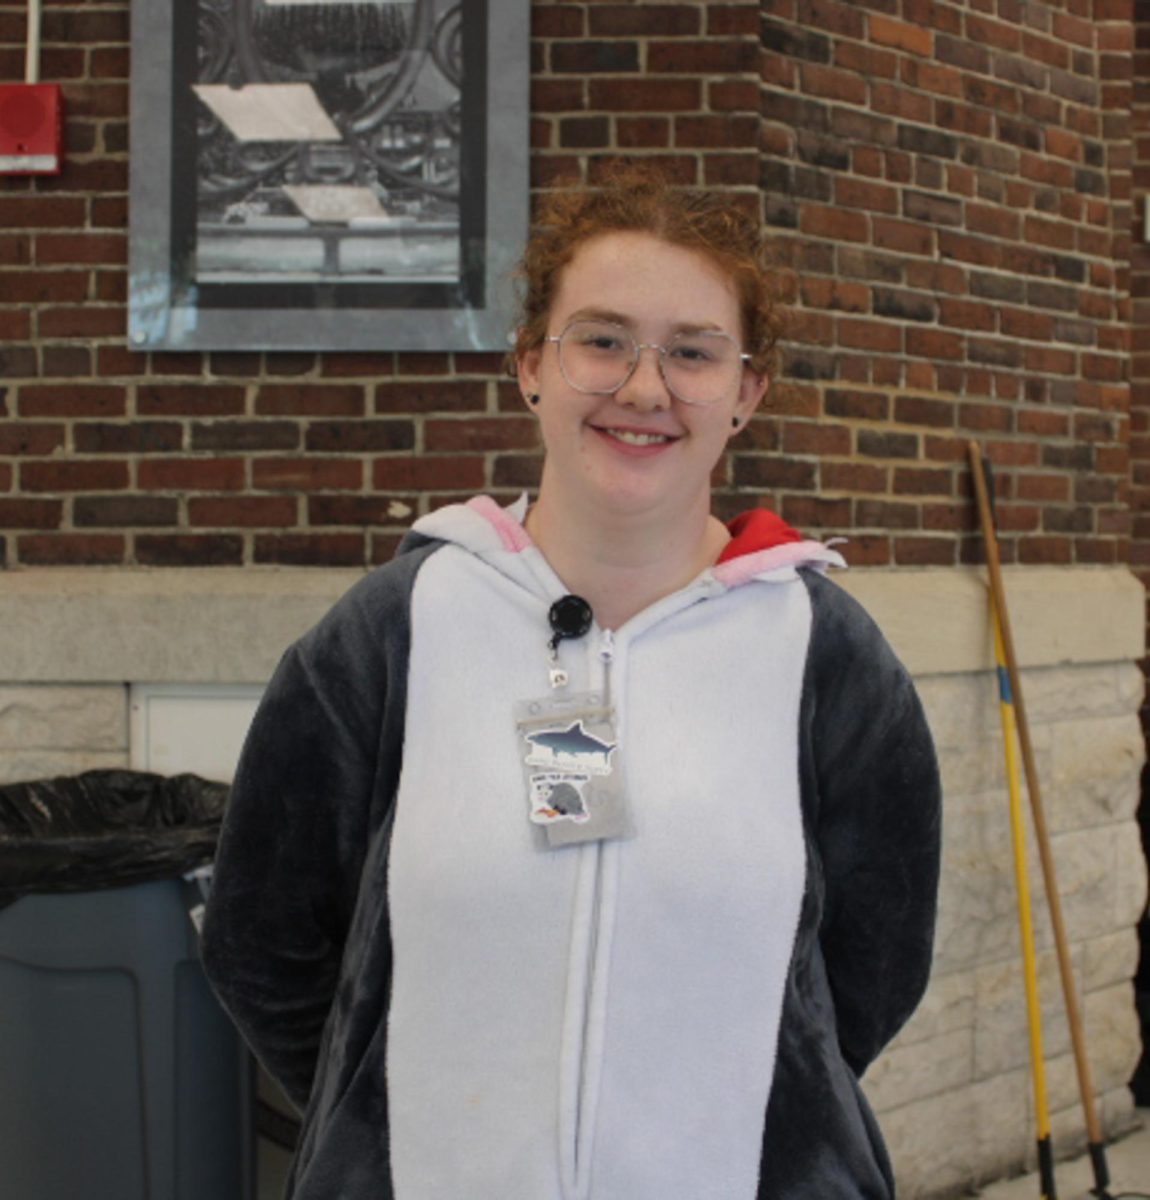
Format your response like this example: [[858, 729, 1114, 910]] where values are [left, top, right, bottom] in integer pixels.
[[598, 427, 676, 447]]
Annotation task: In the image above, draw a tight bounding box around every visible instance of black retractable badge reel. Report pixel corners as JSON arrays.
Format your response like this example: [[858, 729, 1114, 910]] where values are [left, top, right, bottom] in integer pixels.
[[514, 593, 630, 848], [547, 594, 592, 688]]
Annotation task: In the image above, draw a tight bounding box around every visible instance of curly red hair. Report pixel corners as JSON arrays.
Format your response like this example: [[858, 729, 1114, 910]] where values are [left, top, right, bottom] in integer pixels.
[[511, 165, 786, 378]]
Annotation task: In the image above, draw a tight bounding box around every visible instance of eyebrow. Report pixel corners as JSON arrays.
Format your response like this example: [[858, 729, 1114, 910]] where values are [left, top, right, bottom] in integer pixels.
[[564, 307, 726, 335]]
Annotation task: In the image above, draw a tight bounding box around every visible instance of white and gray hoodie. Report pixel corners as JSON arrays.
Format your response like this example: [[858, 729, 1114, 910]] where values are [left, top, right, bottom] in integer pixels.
[[202, 496, 941, 1200]]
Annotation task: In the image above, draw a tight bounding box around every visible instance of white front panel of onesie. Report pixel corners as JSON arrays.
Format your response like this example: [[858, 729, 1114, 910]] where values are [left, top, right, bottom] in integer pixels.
[[588, 582, 809, 1199], [386, 546, 574, 1199]]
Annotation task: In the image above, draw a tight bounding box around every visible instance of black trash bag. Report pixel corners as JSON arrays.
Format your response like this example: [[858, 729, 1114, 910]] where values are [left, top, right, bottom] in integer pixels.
[[0, 769, 229, 909]]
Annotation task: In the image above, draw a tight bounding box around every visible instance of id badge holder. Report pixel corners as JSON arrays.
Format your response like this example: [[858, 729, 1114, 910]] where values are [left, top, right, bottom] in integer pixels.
[[515, 691, 632, 848]]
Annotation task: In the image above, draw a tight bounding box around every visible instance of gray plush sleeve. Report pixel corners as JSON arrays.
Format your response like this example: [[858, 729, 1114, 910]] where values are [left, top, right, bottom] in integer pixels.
[[201, 541, 438, 1111], [804, 570, 942, 1074]]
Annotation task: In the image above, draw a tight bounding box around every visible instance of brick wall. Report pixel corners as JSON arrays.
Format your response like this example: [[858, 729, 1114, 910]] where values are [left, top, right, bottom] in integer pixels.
[[1132, 0, 1150, 661], [0, 0, 1136, 572]]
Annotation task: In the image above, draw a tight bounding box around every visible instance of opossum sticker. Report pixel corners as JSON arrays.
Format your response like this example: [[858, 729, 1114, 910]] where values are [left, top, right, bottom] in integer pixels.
[[528, 772, 591, 825]]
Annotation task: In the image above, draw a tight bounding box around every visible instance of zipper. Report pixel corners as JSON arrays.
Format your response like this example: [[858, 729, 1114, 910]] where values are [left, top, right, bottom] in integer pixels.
[[559, 629, 619, 1200]]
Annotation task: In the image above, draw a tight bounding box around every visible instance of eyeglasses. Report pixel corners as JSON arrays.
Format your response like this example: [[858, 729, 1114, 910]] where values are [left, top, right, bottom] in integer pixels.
[[545, 319, 752, 407]]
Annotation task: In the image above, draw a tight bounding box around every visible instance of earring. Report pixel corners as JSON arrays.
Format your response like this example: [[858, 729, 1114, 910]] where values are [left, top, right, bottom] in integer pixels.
[[731, 417, 740, 429], [527, 394, 539, 406]]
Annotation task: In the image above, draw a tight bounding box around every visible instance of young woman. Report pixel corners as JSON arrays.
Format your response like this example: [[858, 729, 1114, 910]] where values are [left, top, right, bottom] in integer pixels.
[[203, 168, 941, 1200]]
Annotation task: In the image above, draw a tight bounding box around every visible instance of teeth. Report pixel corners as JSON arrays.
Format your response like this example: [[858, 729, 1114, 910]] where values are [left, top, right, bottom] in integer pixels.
[[608, 429, 670, 446]]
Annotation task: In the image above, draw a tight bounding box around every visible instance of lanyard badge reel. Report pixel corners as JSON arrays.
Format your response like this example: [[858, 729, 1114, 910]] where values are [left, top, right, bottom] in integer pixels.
[[515, 595, 631, 848]]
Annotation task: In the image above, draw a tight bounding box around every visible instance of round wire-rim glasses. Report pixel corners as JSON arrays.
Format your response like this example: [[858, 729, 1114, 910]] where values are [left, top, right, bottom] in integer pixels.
[[544, 319, 753, 407]]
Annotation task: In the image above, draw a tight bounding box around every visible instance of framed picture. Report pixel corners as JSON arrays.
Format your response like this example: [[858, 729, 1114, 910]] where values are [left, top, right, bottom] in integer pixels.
[[128, 0, 528, 352]]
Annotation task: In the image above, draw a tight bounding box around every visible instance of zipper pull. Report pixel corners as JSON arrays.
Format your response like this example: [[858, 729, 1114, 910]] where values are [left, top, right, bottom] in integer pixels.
[[598, 629, 615, 664]]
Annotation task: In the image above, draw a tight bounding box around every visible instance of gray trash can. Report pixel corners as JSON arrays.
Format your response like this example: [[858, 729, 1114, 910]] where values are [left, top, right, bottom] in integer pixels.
[[0, 771, 253, 1200]]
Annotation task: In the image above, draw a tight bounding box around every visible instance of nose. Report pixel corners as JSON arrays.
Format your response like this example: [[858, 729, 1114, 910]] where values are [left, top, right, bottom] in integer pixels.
[[616, 345, 671, 411]]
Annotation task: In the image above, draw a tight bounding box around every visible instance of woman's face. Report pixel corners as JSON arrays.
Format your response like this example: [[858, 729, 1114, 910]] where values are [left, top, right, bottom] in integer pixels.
[[518, 231, 767, 524]]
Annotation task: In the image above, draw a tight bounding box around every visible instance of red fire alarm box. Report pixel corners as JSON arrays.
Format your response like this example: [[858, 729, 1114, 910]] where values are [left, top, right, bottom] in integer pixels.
[[0, 82, 63, 175]]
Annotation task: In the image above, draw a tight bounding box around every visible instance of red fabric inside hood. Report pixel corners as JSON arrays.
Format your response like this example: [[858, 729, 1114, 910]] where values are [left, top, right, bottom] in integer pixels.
[[717, 510, 803, 564]]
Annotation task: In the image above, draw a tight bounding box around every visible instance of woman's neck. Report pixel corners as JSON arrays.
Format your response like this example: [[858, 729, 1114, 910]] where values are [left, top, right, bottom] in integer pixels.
[[524, 489, 730, 631]]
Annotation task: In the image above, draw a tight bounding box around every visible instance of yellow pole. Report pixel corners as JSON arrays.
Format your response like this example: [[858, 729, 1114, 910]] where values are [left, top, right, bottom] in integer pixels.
[[994, 615, 1056, 1199]]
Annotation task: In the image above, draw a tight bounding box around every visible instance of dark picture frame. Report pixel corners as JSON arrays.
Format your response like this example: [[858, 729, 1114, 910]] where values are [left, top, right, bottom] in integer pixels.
[[128, 0, 528, 351]]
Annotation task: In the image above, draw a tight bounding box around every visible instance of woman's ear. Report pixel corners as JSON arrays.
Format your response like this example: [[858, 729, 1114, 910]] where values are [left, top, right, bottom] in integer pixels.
[[732, 371, 768, 431], [517, 346, 542, 409]]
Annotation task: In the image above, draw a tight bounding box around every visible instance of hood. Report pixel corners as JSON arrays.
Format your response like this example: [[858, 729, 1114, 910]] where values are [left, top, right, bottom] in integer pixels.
[[406, 495, 845, 589]]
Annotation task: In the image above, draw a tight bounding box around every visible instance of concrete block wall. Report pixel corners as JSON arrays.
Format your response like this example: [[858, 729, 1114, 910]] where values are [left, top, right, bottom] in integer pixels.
[[0, 684, 127, 785], [872, 660, 1145, 1196]]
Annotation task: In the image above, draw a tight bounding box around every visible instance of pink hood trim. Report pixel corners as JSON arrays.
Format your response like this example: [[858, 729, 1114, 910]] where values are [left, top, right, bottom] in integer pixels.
[[465, 495, 533, 553]]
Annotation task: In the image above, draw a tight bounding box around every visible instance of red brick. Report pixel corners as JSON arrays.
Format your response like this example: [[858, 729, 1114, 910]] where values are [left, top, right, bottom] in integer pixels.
[[708, 80, 760, 112], [872, 83, 933, 123], [873, 217, 934, 256], [800, 205, 869, 243], [0, 423, 65, 455], [870, 14, 932, 55], [938, 299, 996, 332], [821, 462, 886, 492], [893, 537, 955, 565], [893, 467, 953, 495], [533, 6, 585, 36], [781, 421, 852, 455], [1001, 309, 1055, 341], [373, 456, 486, 490], [74, 496, 179, 527], [825, 388, 893, 422], [595, 4, 701, 35], [18, 534, 124, 565], [900, 58, 963, 97], [857, 499, 920, 528], [617, 116, 671, 148], [674, 115, 758, 147], [836, 318, 903, 353], [706, 5, 756, 35], [801, 63, 868, 105], [41, 344, 92, 377], [138, 459, 245, 491], [551, 41, 640, 74], [375, 381, 486, 413], [188, 497, 297, 527], [18, 385, 126, 418], [531, 79, 586, 112], [306, 421, 414, 452], [0, 270, 89, 304], [780, 495, 851, 529], [835, 42, 898, 79], [253, 385, 364, 417], [425, 418, 538, 453], [1017, 537, 1072, 565], [800, 279, 871, 312], [36, 307, 125, 338], [21, 459, 129, 492], [252, 458, 362, 491], [588, 79, 701, 112], [834, 178, 899, 213], [0, 499, 63, 529], [646, 41, 756, 73], [0, 197, 86, 229], [135, 535, 244, 567], [138, 384, 245, 416], [906, 328, 964, 360], [254, 534, 364, 567]]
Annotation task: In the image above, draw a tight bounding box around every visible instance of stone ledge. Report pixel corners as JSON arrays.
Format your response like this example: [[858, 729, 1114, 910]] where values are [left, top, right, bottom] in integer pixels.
[[0, 564, 1142, 683]]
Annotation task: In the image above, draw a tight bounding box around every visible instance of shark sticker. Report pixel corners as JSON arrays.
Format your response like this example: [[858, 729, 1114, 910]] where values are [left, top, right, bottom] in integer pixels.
[[523, 720, 617, 774]]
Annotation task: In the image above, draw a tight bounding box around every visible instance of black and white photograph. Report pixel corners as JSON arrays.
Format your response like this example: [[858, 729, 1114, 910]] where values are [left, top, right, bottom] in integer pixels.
[[129, 0, 528, 351]]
